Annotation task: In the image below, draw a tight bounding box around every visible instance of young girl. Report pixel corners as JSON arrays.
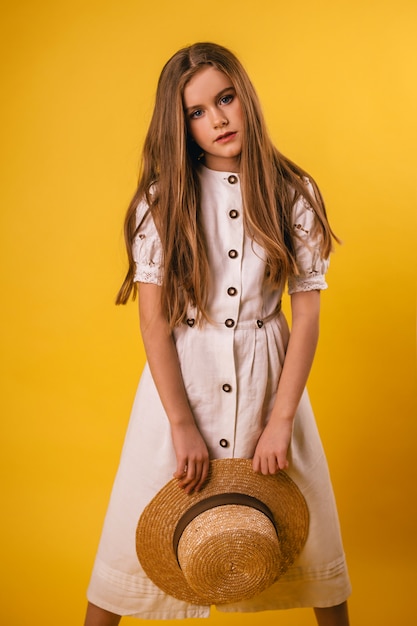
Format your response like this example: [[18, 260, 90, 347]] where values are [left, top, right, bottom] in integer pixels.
[[85, 42, 351, 626]]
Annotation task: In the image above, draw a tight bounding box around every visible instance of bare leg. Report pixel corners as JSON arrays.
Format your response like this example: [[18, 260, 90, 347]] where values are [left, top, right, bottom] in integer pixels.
[[314, 601, 350, 626], [84, 602, 121, 626]]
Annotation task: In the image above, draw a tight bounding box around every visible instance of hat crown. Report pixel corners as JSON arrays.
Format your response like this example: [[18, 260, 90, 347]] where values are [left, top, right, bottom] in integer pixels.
[[178, 505, 282, 604]]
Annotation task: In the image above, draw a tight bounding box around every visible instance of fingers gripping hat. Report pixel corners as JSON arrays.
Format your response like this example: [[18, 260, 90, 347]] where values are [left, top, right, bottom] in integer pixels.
[[136, 459, 309, 605]]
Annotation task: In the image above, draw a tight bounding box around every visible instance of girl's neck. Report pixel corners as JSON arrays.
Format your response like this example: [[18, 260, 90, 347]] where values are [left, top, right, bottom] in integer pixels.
[[200, 161, 240, 174]]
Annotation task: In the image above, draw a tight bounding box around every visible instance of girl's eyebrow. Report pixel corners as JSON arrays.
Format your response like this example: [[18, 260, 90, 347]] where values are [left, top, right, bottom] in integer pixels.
[[184, 86, 235, 113]]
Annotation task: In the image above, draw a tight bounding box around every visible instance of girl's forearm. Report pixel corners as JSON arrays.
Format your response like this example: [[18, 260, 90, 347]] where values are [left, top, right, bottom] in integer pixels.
[[141, 321, 195, 426], [270, 290, 320, 423], [138, 284, 195, 426]]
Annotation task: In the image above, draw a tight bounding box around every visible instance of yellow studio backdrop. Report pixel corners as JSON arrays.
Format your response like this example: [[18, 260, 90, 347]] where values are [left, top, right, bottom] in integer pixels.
[[1, 1, 416, 624]]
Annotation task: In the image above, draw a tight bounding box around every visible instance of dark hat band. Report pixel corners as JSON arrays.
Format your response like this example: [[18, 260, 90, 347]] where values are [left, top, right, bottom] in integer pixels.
[[173, 492, 277, 561]]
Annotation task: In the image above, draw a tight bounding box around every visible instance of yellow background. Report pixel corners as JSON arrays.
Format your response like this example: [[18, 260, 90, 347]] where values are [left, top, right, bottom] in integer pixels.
[[1, 1, 416, 624]]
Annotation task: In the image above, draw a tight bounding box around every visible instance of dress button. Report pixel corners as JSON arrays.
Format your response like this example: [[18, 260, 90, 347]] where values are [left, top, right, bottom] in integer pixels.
[[219, 438, 229, 448], [256, 320, 264, 328], [227, 287, 237, 296], [222, 383, 232, 393], [186, 318, 195, 327], [225, 318, 235, 328], [227, 175, 238, 184], [229, 209, 239, 219], [228, 249, 238, 259]]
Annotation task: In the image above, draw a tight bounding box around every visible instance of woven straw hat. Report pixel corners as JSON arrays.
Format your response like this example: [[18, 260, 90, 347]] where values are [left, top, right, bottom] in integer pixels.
[[136, 458, 309, 605]]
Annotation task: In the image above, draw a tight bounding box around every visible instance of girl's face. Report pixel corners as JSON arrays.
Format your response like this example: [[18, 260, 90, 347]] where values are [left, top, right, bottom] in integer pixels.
[[183, 66, 243, 172]]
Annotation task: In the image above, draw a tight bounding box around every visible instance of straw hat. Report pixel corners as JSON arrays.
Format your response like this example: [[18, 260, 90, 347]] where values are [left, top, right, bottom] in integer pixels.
[[136, 458, 309, 605]]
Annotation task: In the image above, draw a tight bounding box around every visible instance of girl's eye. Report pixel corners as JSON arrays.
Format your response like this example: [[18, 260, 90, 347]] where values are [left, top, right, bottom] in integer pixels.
[[220, 94, 233, 105], [190, 109, 203, 119]]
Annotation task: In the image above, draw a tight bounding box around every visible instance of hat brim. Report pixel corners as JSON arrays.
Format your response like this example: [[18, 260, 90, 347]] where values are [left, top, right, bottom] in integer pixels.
[[136, 458, 309, 605]]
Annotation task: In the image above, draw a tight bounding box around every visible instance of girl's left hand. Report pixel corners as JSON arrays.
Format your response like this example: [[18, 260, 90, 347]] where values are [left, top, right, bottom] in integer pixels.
[[252, 291, 320, 475], [252, 417, 293, 475]]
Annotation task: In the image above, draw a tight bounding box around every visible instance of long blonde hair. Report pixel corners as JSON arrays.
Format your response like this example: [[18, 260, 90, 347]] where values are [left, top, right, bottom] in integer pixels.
[[116, 42, 338, 327]]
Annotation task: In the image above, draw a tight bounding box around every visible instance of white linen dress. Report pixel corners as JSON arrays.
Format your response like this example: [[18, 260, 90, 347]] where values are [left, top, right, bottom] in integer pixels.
[[87, 166, 351, 618]]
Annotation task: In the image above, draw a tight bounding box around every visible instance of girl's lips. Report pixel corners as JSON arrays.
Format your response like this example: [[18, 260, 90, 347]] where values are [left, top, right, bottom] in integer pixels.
[[215, 131, 237, 144]]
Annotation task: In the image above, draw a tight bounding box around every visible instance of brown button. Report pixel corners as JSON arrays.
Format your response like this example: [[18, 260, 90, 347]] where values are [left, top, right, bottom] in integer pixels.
[[225, 318, 235, 328], [219, 438, 229, 448], [228, 249, 238, 259], [229, 209, 239, 219], [227, 287, 237, 296], [227, 175, 238, 184], [186, 318, 195, 327], [222, 383, 232, 393], [256, 320, 264, 328]]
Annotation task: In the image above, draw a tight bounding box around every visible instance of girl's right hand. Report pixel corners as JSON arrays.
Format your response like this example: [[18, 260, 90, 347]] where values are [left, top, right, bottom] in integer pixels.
[[171, 422, 210, 494]]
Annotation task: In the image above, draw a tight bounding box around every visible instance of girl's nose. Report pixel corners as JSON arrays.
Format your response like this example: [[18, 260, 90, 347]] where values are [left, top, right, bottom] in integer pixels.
[[212, 112, 228, 128]]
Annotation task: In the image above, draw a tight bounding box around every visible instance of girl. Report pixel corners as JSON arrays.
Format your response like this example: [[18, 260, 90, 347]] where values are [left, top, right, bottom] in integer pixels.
[[85, 43, 351, 626]]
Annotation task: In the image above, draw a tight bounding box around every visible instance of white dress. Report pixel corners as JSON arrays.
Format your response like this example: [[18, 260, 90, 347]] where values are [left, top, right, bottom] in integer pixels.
[[87, 166, 351, 618]]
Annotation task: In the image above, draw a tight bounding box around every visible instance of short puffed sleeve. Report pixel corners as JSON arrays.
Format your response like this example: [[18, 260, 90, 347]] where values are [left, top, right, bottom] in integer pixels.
[[287, 178, 330, 294], [132, 198, 164, 285]]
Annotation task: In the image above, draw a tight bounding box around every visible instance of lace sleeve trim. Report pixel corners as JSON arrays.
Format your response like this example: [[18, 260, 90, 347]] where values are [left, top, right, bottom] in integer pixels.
[[133, 264, 163, 286], [288, 275, 328, 295]]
